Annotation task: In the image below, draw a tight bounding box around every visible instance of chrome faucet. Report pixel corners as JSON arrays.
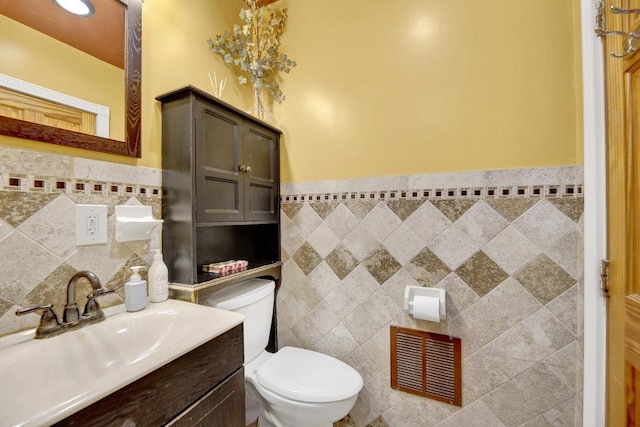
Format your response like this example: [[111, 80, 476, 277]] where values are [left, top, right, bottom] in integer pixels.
[[16, 271, 115, 339]]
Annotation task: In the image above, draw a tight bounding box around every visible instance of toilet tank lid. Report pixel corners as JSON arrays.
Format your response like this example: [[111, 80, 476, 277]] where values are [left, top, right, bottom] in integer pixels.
[[204, 278, 275, 310]]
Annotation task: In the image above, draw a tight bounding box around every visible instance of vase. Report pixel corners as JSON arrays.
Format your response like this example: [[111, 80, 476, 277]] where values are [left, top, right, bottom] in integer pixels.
[[247, 87, 276, 123]]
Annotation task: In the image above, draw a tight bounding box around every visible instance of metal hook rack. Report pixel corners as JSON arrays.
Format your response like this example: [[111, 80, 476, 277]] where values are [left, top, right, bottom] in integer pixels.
[[594, 3, 640, 58]]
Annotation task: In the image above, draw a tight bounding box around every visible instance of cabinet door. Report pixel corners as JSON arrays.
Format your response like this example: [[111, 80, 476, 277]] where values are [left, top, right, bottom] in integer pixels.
[[196, 101, 244, 223], [168, 369, 245, 427], [243, 121, 279, 222]]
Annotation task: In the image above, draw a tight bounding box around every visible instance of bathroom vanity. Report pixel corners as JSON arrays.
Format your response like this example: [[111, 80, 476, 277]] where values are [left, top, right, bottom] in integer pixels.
[[55, 324, 244, 426], [0, 300, 245, 427]]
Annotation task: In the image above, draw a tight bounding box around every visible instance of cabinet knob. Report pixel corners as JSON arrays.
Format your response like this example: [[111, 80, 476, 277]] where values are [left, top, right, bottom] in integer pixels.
[[239, 165, 247, 172], [245, 166, 252, 174]]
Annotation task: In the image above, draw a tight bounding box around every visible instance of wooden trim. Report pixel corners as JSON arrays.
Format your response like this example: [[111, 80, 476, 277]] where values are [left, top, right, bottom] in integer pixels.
[[124, 0, 142, 157]]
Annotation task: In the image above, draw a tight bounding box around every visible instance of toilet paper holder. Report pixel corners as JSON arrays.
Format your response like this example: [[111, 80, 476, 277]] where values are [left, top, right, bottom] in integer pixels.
[[404, 286, 446, 320]]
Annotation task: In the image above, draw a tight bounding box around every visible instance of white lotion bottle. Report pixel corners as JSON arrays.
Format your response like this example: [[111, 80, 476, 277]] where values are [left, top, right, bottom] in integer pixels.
[[149, 249, 169, 302], [125, 266, 147, 312]]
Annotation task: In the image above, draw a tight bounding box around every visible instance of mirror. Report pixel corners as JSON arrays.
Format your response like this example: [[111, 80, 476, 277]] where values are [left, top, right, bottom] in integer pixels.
[[0, 0, 141, 157]]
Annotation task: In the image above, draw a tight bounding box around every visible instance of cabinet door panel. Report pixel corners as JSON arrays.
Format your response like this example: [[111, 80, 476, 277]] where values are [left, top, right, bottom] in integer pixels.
[[196, 101, 244, 223], [244, 122, 278, 222]]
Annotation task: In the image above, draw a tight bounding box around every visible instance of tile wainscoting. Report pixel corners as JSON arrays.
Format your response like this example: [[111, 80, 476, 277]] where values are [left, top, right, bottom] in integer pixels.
[[279, 166, 584, 427], [0, 146, 162, 336]]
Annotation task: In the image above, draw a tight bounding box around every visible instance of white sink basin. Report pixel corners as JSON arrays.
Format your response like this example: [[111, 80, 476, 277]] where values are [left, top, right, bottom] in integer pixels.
[[0, 299, 244, 427]]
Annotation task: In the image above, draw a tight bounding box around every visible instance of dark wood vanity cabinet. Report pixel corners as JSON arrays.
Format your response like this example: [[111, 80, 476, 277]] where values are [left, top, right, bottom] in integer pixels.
[[157, 86, 281, 285], [56, 324, 245, 427]]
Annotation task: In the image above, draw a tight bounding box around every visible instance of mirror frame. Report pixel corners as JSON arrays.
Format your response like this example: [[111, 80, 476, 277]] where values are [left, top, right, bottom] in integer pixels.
[[0, 0, 142, 158]]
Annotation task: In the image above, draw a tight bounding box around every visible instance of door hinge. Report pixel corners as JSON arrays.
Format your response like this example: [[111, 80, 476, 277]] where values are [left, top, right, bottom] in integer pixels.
[[600, 259, 610, 297]]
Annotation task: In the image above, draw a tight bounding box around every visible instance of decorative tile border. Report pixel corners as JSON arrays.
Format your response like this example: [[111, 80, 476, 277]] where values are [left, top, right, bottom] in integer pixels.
[[281, 165, 583, 203]]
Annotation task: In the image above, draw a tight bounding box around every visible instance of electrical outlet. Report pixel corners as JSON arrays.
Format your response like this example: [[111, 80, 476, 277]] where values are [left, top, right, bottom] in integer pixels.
[[76, 204, 108, 246]]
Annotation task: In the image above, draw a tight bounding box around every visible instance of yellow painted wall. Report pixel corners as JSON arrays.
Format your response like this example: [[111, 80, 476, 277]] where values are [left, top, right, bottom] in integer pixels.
[[0, 0, 583, 181]]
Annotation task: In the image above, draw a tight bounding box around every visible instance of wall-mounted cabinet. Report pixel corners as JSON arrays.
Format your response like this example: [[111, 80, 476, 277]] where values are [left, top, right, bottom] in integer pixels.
[[157, 86, 281, 285]]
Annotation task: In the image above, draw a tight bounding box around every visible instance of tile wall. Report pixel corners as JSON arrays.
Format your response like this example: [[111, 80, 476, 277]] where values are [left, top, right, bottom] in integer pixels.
[[0, 146, 162, 336], [279, 166, 584, 427], [0, 146, 584, 426]]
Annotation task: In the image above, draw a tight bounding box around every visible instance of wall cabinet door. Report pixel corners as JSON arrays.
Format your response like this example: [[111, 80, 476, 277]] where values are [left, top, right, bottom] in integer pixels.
[[196, 101, 243, 223], [196, 100, 278, 224]]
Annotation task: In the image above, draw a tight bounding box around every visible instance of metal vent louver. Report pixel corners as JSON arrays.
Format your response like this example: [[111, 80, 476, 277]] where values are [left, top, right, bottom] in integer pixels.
[[390, 325, 462, 406]]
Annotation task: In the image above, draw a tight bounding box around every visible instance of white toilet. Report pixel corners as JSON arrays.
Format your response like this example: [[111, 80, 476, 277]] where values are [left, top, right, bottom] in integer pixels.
[[205, 278, 363, 427]]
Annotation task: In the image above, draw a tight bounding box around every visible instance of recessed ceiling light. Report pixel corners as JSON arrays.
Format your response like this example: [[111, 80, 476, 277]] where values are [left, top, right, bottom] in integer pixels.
[[53, 0, 95, 17]]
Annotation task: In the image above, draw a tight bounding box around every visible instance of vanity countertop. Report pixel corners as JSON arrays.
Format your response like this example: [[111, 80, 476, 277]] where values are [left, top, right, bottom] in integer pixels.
[[0, 299, 244, 427]]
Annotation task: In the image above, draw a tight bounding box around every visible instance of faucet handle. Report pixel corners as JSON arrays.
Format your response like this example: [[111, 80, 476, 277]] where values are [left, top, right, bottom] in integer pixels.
[[15, 304, 63, 339], [82, 287, 116, 321]]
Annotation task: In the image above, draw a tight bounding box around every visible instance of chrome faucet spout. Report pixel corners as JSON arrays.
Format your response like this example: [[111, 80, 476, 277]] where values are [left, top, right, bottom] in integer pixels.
[[63, 271, 104, 323]]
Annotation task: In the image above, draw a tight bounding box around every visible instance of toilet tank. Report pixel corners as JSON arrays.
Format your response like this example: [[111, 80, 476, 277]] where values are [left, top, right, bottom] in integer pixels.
[[204, 278, 275, 363]]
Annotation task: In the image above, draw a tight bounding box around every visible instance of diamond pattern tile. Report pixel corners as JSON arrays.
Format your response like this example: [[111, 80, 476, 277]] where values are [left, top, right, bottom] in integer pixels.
[[405, 247, 451, 287], [291, 203, 323, 238], [456, 251, 509, 297], [430, 199, 477, 222], [309, 201, 340, 219], [343, 223, 378, 262], [307, 222, 340, 259], [403, 201, 452, 246], [386, 200, 424, 221], [0, 192, 58, 227], [344, 200, 378, 220], [324, 203, 359, 239], [359, 202, 402, 243], [363, 246, 402, 285], [325, 244, 359, 280], [513, 199, 576, 250], [281, 214, 306, 256], [430, 224, 482, 270], [292, 242, 323, 275], [483, 225, 541, 275], [545, 228, 581, 280], [307, 260, 341, 297], [514, 254, 577, 305], [485, 198, 538, 222], [547, 198, 583, 222], [18, 194, 77, 259], [280, 202, 304, 220], [381, 223, 425, 265]]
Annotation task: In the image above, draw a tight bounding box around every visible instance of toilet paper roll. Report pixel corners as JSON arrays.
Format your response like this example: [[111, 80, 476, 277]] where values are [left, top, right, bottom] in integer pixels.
[[411, 295, 440, 322]]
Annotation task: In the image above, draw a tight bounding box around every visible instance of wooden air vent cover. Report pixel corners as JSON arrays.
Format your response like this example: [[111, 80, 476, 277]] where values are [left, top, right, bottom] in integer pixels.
[[390, 326, 462, 406]]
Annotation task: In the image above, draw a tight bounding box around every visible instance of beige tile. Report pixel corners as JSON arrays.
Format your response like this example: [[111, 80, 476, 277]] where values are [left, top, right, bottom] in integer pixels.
[[430, 199, 477, 222], [512, 199, 576, 251], [17, 195, 77, 259], [325, 284, 360, 319], [292, 242, 323, 275], [290, 314, 323, 348], [481, 363, 574, 426], [308, 200, 340, 220], [362, 369, 404, 413], [462, 350, 510, 404], [291, 203, 323, 238], [404, 201, 452, 245], [326, 244, 359, 280], [348, 391, 382, 427], [430, 225, 483, 270], [451, 278, 541, 348], [386, 200, 425, 221], [514, 254, 576, 305], [544, 341, 580, 392], [546, 285, 578, 335], [0, 192, 58, 228], [382, 393, 457, 427], [343, 223, 379, 262], [308, 299, 340, 336], [452, 399, 505, 427], [0, 146, 71, 177], [344, 304, 381, 344], [359, 202, 402, 243], [547, 198, 583, 223], [381, 268, 422, 310], [483, 225, 541, 275], [455, 251, 508, 298], [483, 308, 575, 378], [363, 246, 402, 285], [0, 232, 60, 303], [280, 202, 303, 220], [545, 228, 581, 280], [325, 203, 359, 239], [363, 288, 402, 328], [382, 224, 426, 266], [280, 214, 305, 255], [344, 200, 378, 220], [435, 273, 480, 319], [484, 198, 537, 222], [308, 223, 341, 259], [312, 322, 358, 359], [405, 247, 451, 287]]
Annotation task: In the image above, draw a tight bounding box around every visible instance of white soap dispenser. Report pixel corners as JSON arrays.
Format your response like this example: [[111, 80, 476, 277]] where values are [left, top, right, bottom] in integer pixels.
[[148, 249, 169, 302], [125, 266, 147, 312]]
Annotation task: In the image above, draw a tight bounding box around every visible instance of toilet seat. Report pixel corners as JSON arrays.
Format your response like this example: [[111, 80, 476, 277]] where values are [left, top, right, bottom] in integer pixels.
[[254, 347, 363, 403]]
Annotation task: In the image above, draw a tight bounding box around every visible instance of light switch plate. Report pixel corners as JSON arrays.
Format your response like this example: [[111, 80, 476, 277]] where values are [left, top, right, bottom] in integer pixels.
[[76, 204, 108, 246]]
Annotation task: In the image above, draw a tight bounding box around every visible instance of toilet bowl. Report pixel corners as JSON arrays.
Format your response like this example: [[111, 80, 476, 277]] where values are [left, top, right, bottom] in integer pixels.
[[205, 278, 363, 427]]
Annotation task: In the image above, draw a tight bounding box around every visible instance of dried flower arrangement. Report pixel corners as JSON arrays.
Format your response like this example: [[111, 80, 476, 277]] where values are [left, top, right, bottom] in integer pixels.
[[208, 0, 297, 118]]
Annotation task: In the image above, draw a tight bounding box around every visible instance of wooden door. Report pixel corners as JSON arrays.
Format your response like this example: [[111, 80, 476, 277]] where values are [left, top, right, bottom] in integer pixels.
[[604, 0, 640, 424]]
